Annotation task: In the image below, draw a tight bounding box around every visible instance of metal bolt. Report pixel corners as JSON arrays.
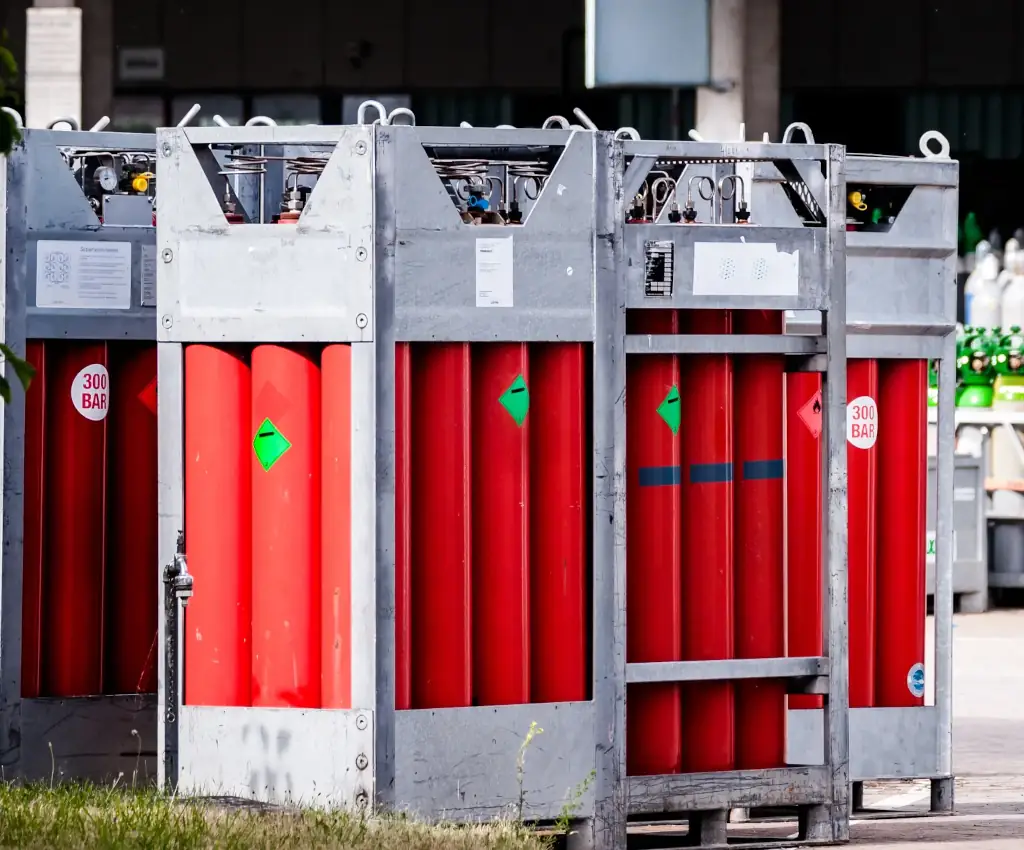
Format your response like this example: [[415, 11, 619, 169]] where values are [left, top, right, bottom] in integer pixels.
[[161, 248, 173, 263], [161, 143, 172, 157], [161, 315, 173, 329], [356, 247, 368, 262], [355, 753, 368, 770], [355, 714, 368, 730], [355, 791, 369, 808], [354, 141, 367, 155], [356, 313, 368, 329]]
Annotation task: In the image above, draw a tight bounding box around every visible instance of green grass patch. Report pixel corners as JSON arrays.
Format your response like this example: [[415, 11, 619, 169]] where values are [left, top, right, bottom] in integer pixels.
[[0, 783, 548, 850]]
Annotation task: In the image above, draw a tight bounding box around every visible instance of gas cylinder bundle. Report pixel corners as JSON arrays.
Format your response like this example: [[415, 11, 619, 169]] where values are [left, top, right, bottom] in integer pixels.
[[19, 136, 159, 703]]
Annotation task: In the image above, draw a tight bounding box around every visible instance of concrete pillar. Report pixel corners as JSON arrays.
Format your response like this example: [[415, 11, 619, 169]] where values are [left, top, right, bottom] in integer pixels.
[[26, 0, 112, 129], [25, 0, 81, 128], [695, 0, 780, 143]]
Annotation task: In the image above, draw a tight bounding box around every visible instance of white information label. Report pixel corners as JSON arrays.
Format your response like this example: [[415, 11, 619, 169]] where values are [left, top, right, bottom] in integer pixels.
[[954, 486, 976, 502], [36, 241, 132, 310], [476, 237, 514, 308], [846, 395, 878, 450], [70, 363, 109, 421], [141, 244, 157, 307], [692, 241, 799, 297]]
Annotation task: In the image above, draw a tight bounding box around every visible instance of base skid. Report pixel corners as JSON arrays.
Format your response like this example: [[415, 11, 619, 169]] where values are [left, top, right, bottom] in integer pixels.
[[178, 706, 373, 807], [788, 707, 938, 780], [395, 701, 596, 822], [628, 767, 837, 848], [17, 695, 157, 784]]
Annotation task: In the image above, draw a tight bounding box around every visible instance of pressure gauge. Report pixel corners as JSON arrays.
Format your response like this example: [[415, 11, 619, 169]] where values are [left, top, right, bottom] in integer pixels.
[[95, 166, 118, 193]]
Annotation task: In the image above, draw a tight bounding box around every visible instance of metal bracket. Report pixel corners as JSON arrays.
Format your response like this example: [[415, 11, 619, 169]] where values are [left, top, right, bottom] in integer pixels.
[[161, 530, 192, 789]]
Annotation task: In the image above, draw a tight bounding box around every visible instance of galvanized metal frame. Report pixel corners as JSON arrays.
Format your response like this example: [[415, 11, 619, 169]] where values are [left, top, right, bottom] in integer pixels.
[[156, 125, 377, 801], [751, 149, 958, 809], [156, 126, 860, 847], [616, 139, 851, 844], [0, 129, 159, 782], [380, 124, 612, 839]]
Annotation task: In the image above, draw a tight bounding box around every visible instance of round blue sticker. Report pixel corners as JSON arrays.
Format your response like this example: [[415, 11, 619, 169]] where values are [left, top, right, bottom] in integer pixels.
[[907, 662, 925, 698]]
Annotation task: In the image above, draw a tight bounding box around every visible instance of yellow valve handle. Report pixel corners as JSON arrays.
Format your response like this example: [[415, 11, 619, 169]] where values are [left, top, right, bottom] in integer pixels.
[[848, 190, 867, 212]]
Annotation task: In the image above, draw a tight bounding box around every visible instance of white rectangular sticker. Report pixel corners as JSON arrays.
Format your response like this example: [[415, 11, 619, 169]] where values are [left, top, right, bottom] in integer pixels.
[[476, 236, 514, 308], [692, 241, 799, 297], [36, 240, 132, 310], [954, 486, 976, 502], [926, 530, 958, 564], [140, 244, 157, 307]]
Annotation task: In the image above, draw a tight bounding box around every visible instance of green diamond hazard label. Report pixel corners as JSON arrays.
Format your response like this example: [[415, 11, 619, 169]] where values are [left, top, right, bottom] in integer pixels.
[[253, 417, 292, 471], [657, 385, 681, 434], [498, 374, 530, 427]]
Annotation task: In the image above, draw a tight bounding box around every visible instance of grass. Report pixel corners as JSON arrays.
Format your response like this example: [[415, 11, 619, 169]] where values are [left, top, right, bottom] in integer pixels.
[[0, 783, 549, 850]]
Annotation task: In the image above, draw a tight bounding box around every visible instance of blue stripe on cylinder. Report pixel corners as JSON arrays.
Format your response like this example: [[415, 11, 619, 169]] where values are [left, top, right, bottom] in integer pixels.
[[638, 465, 682, 487], [743, 459, 784, 480], [689, 462, 733, 484]]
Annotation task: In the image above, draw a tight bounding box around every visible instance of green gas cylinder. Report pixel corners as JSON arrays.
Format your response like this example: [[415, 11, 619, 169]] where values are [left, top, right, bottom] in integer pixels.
[[957, 326, 997, 408], [993, 325, 1024, 404]]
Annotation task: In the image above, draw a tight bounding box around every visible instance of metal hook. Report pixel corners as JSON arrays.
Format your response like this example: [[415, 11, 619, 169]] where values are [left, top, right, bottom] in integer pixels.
[[614, 127, 641, 141], [1, 107, 23, 129], [177, 104, 201, 127], [212, 115, 232, 128], [47, 116, 80, 131], [89, 116, 111, 132], [573, 108, 598, 130], [781, 122, 816, 145], [387, 107, 417, 126], [357, 100, 388, 126], [919, 130, 951, 160], [542, 115, 571, 130], [246, 116, 277, 127]]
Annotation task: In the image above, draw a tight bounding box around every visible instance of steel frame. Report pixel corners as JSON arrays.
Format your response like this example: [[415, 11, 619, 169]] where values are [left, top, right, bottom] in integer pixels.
[[157, 125, 854, 848], [750, 143, 959, 811], [617, 139, 850, 846], [0, 129, 159, 782], [155, 124, 377, 801]]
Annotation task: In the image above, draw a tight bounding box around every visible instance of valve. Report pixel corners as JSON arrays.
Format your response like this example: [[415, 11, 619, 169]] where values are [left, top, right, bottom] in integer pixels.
[[164, 532, 193, 607]]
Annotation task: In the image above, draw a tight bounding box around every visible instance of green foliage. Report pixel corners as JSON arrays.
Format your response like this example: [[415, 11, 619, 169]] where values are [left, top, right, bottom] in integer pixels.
[[0, 782, 546, 850], [0, 33, 31, 402], [0, 29, 21, 156]]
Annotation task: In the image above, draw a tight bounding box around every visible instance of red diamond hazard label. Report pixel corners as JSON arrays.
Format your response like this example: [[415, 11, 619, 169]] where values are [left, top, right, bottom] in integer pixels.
[[137, 377, 157, 416], [797, 390, 822, 438]]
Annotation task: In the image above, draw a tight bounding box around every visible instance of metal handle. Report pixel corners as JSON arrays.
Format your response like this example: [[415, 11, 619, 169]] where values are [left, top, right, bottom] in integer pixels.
[[386, 107, 416, 126], [920, 130, 951, 160], [177, 104, 201, 127], [357, 100, 388, 126], [211, 115, 232, 128], [47, 116, 80, 131], [245, 116, 277, 127], [88, 116, 111, 132], [542, 115, 571, 130], [782, 122, 816, 145]]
